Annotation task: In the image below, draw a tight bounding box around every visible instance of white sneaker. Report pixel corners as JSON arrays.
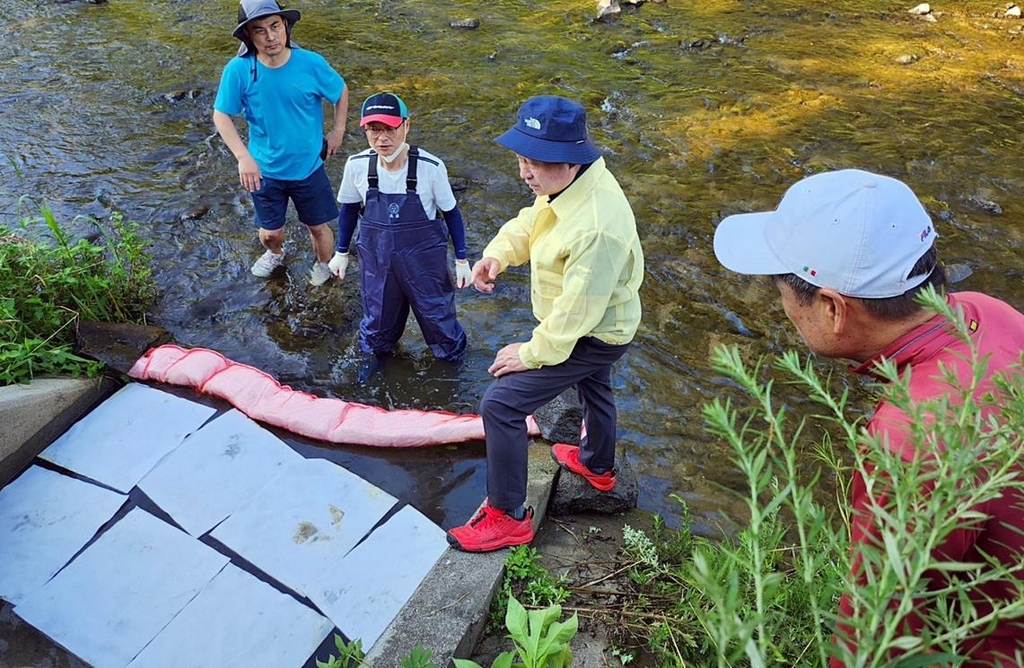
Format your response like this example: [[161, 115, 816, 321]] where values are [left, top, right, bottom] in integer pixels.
[[309, 261, 333, 286], [251, 250, 285, 278]]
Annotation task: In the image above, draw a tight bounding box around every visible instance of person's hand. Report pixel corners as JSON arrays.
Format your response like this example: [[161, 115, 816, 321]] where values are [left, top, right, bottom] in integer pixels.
[[328, 252, 349, 280], [488, 343, 527, 377], [238, 154, 262, 192], [471, 257, 502, 293], [454, 259, 472, 289], [324, 127, 345, 159]]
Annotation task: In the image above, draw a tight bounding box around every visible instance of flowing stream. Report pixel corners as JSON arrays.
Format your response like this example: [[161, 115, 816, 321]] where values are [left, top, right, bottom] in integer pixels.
[[2, 0, 1022, 536]]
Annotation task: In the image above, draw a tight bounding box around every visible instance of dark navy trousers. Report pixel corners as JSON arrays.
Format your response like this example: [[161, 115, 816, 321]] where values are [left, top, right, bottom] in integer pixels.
[[481, 336, 630, 510]]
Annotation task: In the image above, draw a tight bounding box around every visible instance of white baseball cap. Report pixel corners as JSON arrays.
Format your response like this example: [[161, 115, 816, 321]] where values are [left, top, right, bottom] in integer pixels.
[[713, 169, 938, 298]]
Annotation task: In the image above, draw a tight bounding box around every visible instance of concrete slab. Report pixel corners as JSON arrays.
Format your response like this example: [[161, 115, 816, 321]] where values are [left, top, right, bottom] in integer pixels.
[[0, 377, 117, 488], [366, 444, 559, 666], [0, 376, 566, 668]]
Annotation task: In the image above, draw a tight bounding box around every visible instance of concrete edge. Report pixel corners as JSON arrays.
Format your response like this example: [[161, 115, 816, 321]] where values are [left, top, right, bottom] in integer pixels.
[[0, 376, 120, 487], [365, 443, 560, 667]]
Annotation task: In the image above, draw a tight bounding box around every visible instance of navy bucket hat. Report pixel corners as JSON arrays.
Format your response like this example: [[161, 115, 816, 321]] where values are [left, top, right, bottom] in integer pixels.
[[496, 96, 601, 164], [233, 0, 300, 55]]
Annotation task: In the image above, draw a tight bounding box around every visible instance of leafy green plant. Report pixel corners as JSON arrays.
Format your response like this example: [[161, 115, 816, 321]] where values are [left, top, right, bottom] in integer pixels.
[[610, 643, 636, 665], [315, 635, 364, 668], [0, 205, 155, 385], [454, 595, 578, 668], [621, 524, 660, 586], [489, 545, 570, 630], [400, 645, 440, 668]]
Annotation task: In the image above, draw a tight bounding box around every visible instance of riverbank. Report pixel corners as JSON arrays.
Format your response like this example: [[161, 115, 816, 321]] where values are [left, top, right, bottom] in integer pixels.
[[468, 508, 662, 667]]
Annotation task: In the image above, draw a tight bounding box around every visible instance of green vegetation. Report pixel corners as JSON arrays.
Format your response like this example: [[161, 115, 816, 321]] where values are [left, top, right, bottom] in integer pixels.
[[454, 596, 578, 668], [490, 545, 571, 631], [315, 636, 365, 668], [604, 288, 1024, 666], [399, 645, 442, 668], [315, 597, 577, 668], [0, 205, 155, 385]]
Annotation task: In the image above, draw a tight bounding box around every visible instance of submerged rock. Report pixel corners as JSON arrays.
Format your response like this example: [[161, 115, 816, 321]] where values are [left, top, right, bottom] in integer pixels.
[[448, 17, 479, 29], [945, 263, 974, 284], [163, 89, 202, 103], [965, 195, 1003, 215], [177, 205, 210, 222], [907, 3, 931, 14], [76, 321, 172, 376], [682, 36, 717, 51]]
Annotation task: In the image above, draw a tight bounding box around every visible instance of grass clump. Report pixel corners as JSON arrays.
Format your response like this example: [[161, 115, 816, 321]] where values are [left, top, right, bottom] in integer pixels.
[[1, 205, 155, 385], [489, 545, 571, 632]]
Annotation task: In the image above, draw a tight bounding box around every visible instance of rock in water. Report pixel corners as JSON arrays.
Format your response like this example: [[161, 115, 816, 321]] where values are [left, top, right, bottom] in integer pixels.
[[945, 263, 974, 284], [596, 0, 621, 21], [76, 322, 171, 375], [907, 3, 931, 14]]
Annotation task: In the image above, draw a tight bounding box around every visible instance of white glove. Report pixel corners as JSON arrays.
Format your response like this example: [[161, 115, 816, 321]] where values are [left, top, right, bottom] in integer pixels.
[[328, 252, 349, 279], [454, 259, 472, 288]]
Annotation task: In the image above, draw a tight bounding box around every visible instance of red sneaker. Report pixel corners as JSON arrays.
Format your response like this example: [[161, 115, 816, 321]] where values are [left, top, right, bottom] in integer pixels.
[[447, 504, 534, 552], [551, 443, 616, 492]]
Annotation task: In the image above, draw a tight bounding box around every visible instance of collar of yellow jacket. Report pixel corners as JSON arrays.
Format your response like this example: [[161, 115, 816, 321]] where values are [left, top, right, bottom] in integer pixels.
[[546, 156, 606, 216]]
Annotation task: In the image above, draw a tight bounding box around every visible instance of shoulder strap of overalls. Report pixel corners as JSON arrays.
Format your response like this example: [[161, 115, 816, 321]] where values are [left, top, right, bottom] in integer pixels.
[[406, 146, 419, 193], [367, 151, 379, 191]]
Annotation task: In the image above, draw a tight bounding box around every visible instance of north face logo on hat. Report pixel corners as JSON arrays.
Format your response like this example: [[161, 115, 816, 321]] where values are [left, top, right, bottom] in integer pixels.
[[524, 117, 541, 130]]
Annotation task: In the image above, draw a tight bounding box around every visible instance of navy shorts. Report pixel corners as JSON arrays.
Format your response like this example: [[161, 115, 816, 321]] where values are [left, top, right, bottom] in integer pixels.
[[251, 166, 339, 231]]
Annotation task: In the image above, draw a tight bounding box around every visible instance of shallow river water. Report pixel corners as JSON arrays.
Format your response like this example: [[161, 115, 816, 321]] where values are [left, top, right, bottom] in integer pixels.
[[2, 0, 1022, 534]]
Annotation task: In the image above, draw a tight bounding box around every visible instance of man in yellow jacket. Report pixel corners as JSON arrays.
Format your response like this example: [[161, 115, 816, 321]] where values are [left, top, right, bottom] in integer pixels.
[[447, 95, 645, 552]]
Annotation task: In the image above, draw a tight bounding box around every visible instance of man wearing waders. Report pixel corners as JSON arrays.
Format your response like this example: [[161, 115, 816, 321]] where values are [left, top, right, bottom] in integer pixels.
[[330, 93, 471, 376]]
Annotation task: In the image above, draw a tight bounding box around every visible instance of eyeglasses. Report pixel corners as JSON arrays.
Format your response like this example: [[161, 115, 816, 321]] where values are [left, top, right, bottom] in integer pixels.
[[364, 124, 402, 137]]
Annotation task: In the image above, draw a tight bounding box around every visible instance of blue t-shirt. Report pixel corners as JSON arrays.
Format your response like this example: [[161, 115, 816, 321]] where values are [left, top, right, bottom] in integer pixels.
[[214, 48, 345, 180]]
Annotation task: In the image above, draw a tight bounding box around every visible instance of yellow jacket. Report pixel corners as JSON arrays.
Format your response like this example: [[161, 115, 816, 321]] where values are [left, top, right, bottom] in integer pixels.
[[483, 157, 644, 368]]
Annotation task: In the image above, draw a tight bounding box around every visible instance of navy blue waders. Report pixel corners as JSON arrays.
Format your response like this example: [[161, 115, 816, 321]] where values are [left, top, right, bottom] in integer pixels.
[[355, 147, 467, 362]]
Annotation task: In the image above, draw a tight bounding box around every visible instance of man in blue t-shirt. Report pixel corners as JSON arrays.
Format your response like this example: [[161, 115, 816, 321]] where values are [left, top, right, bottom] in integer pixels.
[[213, 0, 349, 286]]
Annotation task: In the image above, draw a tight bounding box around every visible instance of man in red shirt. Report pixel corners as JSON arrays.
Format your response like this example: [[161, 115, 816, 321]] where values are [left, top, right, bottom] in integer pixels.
[[713, 169, 1024, 666]]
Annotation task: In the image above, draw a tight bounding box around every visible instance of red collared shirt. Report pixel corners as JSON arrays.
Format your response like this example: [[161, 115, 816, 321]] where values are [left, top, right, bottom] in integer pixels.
[[832, 292, 1024, 667]]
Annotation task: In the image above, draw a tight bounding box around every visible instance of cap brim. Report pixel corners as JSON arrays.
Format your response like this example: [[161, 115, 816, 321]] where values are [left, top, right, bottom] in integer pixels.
[[359, 114, 405, 128], [712, 211, 791, 276], [495, 127, 601, 164], [232, 9, 300, 41]]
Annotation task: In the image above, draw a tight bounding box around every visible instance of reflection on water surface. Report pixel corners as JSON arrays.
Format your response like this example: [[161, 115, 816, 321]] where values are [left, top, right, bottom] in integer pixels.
[[1, 0, 1021, 534]]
